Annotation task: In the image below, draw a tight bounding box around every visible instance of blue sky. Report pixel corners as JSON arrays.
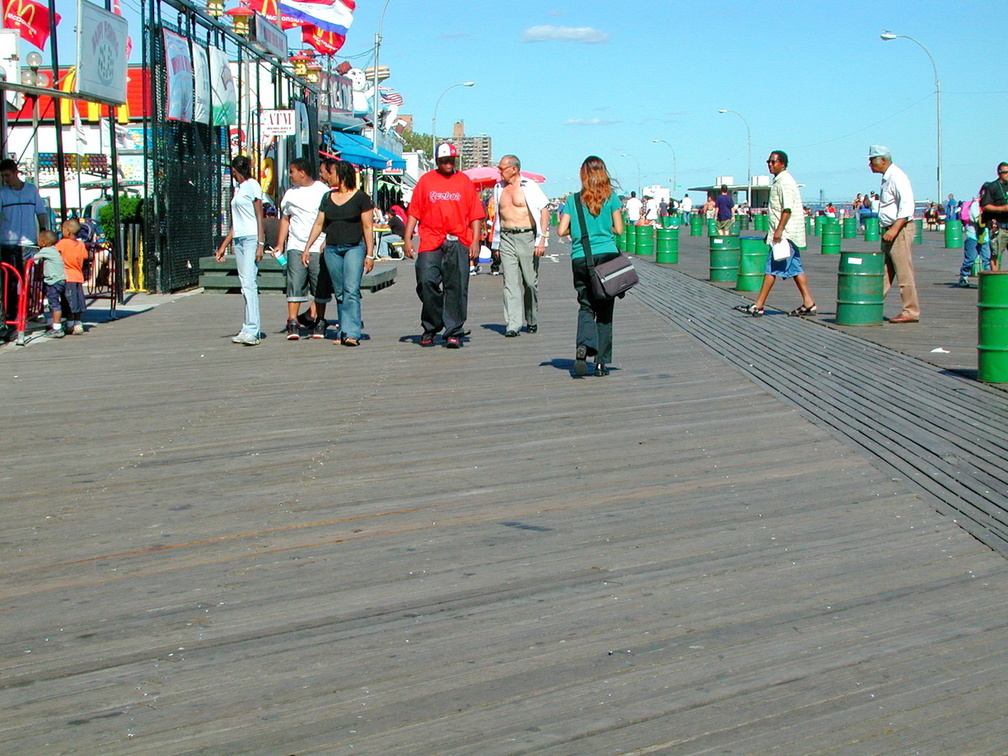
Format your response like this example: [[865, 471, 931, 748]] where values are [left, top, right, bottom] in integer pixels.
[[50, 0, 1003, 203]]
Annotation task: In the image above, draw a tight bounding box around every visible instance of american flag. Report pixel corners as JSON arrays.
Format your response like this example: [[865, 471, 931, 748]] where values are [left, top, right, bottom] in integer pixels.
[[380, 87, 404, 106]]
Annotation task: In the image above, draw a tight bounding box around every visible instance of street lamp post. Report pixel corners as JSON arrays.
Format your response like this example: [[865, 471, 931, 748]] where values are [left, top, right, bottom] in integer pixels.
[[620, 153, 641, 197], [881, 30, 941, 201], [370, 0, 393, 154], [652, 138, 677, 195], [717, 109, 751, 205], [431, 81, 475, 156]]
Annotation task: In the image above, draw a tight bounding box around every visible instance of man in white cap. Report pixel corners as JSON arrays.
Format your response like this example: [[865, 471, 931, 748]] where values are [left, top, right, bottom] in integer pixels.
[[404, 143, 485, 348], [868, 145, 919, 323]]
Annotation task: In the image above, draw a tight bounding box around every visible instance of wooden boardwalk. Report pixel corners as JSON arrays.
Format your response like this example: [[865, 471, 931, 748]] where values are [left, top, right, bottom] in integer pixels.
[[2, 237, 1008, 754]]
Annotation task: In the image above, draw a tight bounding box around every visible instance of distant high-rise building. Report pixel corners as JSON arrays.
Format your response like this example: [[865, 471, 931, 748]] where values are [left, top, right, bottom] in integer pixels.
[[451, 121, 492, 169]]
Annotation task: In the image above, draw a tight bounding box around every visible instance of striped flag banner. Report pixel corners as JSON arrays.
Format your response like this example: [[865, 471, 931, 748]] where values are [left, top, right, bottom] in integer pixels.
[[380, 86, 403, 106]]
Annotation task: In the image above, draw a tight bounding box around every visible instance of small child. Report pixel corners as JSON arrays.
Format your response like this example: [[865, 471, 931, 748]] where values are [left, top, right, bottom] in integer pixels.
[[55, 219, 88, 334], [33, 230, 67, 338]]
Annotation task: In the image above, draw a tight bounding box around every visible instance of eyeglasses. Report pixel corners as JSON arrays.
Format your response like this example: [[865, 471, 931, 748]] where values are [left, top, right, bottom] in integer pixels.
[[999, 170, 1008, 175], [497, 165, 514, 172]]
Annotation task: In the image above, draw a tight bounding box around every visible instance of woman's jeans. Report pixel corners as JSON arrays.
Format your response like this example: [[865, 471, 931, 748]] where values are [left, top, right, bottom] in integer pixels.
[[233, 235, 261, 336], [572, 254, 617, 365], [324, 241, 366, 339]]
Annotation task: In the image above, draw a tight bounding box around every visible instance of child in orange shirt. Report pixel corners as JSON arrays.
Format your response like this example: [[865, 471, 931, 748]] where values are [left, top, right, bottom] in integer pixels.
[[55, 219, 87, 334]]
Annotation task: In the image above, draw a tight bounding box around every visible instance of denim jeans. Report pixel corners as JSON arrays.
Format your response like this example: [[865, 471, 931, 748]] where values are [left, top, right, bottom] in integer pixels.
[[960, 236, 991, 280], [324, 241, 365, 340], [233, 235, 261, 337]]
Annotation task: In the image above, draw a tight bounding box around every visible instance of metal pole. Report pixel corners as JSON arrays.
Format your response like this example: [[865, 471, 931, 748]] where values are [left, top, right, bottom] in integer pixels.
[[717, 109, 751, 205], [48, 0, 67, 218], [652, 139, 677, 194], [431, 81, 474, 156], [880, 31, 941, 201]]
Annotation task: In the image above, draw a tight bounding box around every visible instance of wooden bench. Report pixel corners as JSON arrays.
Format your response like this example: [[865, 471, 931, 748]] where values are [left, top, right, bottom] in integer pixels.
[[198, 256, 397, 293]]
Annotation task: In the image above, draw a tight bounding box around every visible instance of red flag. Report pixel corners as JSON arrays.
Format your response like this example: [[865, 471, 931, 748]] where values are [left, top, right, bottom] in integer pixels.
[[3, 0, 59, 50], [301, 23, 344, 55]]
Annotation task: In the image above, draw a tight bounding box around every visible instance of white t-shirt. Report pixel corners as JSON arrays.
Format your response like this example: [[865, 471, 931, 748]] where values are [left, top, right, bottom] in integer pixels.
[[231, 178, 265, 239], [625, 197, 643, 222], [680, 195, 693, 212], [644, 199, 658, 221], [281, 181, 329, 253]]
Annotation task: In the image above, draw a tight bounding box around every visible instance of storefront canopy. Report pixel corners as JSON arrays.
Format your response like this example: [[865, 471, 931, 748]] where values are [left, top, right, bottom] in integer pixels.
[[330, 131, 386, 170], [341, 132, 406, 172]]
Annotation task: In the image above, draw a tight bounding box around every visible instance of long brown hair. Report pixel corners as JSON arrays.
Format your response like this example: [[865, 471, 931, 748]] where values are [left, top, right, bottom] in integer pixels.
[[579, 156, 612, 216]]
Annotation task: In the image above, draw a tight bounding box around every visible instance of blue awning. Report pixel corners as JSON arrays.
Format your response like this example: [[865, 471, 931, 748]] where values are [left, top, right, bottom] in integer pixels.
[[342, 132, 406, 172], [330, 131, 386, 170]]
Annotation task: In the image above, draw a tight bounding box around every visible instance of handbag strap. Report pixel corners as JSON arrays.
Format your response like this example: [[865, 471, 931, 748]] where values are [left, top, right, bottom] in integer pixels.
[[573, 192, 596, 271]]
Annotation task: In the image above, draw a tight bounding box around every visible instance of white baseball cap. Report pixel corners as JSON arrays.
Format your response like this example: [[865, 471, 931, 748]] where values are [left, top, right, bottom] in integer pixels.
[[435, 143, 458, 160]]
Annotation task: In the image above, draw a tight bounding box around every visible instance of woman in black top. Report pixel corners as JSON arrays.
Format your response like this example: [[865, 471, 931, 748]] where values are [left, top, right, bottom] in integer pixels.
[[304, 160, 374, 346]]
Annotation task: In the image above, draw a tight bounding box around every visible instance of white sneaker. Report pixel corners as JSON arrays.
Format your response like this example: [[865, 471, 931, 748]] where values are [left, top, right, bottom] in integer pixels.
[[72, 324, 85, 335], [231, 332, 246, 343], [233, 332, 260, 346]]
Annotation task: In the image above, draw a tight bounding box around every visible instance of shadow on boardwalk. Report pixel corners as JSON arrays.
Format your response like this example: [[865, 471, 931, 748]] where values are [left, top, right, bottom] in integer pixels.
[[2, 238, 1008, 754]]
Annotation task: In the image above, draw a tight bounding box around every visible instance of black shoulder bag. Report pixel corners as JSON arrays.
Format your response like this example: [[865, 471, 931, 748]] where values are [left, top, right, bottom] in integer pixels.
[[574, 193, 639, 300]]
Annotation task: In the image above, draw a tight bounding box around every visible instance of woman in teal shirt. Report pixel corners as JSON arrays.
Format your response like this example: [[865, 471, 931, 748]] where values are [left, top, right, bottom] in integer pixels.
[[557, 156, 625, 376]]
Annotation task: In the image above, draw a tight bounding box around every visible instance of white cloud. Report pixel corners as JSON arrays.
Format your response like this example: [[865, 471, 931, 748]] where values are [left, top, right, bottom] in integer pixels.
[[521, 25, 609, 44], [564, 117, 619, 126]]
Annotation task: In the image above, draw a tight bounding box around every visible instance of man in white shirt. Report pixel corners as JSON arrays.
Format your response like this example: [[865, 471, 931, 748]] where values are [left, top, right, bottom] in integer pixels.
[[644, 195, 659, 225], [625, 191, 643, 225], [868, 145, 919, 323], [680, 193, 693, 223], [491, 154, 550, 337], [276, 158, 332, 339]]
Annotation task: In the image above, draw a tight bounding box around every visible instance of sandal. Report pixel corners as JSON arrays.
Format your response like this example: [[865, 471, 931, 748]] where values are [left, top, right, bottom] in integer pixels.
[[788, 303, 817, 317], [341, 337, 359, 347], [733, 304, 764, 317]]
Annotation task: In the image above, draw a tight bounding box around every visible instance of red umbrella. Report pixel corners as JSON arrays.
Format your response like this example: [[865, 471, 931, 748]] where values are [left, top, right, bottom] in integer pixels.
[[462, 166, 546, 188]]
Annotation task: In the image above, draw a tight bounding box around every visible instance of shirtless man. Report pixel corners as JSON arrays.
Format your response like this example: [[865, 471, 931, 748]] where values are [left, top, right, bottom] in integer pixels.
[[491, 154, 550, 337]]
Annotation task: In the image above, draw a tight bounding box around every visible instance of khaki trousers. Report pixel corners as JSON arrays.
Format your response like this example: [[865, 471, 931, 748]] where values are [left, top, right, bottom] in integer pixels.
[[882, 222, 920, 319]]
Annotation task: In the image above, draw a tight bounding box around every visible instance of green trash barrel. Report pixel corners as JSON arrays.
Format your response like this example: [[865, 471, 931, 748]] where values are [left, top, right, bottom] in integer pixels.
[[842, 216, 858, 239], [821, 225, 842, 255], [615, 228, 627, 253], [804, 216, 812, 236], [707, 218, 717, 236], [944, 221, 963, 249], [864, 216, 880, 241], [978, 272, 1008, 382], [624, 225, 637, 255], [914, 218, 923, 244], [836, 250, 885, 326], [689, 215, 703, 236], [659, 215, 672, 229], [550, 211, 558, 227], [634, 224, 654, 256], [709, 235, 740, 283], [737, 236, 767, 292], [753, 214, 768, 232], [655, 228, 679, 264]]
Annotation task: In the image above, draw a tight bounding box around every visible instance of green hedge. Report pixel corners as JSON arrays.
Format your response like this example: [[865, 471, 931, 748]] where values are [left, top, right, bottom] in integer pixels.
[[97, 197, 144, 240]]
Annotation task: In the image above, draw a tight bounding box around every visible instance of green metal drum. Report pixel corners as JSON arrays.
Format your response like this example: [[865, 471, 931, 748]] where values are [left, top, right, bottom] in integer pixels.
[[655, 228, 679, 264], [709, 235, 740, 283], [754, 214, 768, 232], [914, 218, 923, 244], [804, 216, 812, 236], [864, 216, 880, 241], [689, 215, 703, 236], [836, 250, 885, 326], [737, 236, 767, 292], [616, 228, 627, 253], [821, 226, 842, 255], [624, 225, 637, 255], [842, 216, 858, 239], [978, 272, 1008, 382], [944, 221, 963, 249], [634, 224, 654, 256], [707, 218, 717, 236]]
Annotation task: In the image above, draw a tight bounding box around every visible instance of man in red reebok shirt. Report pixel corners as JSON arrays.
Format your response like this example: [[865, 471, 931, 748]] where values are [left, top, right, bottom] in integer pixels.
[[404, 143, 485, 348]]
